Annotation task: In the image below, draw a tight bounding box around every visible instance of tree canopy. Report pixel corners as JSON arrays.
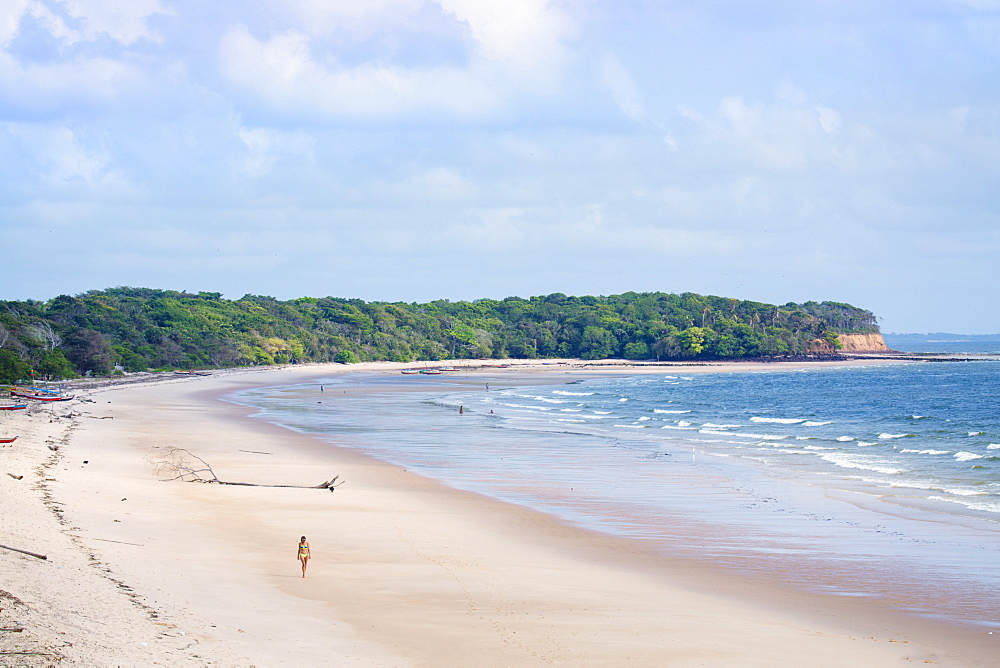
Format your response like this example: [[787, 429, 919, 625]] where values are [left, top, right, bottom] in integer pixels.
[[0, 287, 880, 381]]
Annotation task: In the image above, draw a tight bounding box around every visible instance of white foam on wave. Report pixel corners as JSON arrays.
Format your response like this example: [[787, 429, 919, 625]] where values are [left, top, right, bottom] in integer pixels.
[[702, 422, 742, 429], [637, 416, 651, 421], [936, 487, 985, 497], [700, 429, 788, 440], [909, 415, 927, 420], [954, 451, 984, 461], [654, 409, 691, 414], [552, 390, 595, 396], [927, 496, 1000, 514], [967, 431, 984, 437], [559, 408, 582, 413], [856, 441, 878, 447], [616, 424, 648, 429], [535, 396, 568, 404], [677, 420, 692, 427], [877, 433, 913, 440], [837, 436, 855, 442], [618, 397, 629, 402], [594, 411, 613, 414], [819, 452, 904, 475], [803, 421, 832, 427], [660, 424, 696, 431], [900, 449, 951, 455], [750, 416, 805, 424], [988, 444, 1000, 450], [501, 403, 556, 411]]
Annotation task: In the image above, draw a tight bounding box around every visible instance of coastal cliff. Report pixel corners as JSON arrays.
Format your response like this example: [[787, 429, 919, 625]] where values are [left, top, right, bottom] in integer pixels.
[[807, 333, 890, 354], [838, 333, 891, 352]]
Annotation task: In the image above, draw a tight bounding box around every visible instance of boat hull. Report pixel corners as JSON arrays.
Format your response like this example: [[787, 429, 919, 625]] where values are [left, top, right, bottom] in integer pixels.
[[10, 391, 72, 402]]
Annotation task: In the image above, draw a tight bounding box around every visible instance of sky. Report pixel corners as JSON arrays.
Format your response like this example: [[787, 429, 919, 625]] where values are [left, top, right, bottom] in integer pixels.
[[2, 1, 998, 333]]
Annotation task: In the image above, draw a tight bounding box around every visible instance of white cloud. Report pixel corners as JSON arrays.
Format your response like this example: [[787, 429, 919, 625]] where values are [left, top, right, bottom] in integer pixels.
[[949, 0, 1000, 9], [816, 106, 840, 134], [0, 1, 77, 49], [2, 122, 127, 194], [219, 25, 502, 120], [0, 50, 139, 111], [598, 54, 643, 120], [234, 119, 316, 178], [438, 0, 572, 68], [279, 0, 425, 36], [218, 0, 575, 121], [55, 0, 169, 45], [0, 0, 29, 46], [708, 94, 853, 172]]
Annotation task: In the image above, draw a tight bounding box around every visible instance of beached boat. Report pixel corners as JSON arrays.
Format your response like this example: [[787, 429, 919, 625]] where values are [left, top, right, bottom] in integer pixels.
[[0, 436, 17, 444], [12, 385, 62, 396], [419, 369, 442, 375], [400, 369, 420, 375], [0, 404, 27, 411], [438, 366, 457, 371], [10, 390, 73, 401]]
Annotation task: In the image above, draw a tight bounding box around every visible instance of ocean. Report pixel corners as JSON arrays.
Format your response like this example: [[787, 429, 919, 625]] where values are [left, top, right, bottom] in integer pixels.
[[231, 361, 1000, 629]]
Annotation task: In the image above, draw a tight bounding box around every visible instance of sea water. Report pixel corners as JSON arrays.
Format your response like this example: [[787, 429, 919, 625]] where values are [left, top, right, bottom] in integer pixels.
[[231, 361, 1000, 628]]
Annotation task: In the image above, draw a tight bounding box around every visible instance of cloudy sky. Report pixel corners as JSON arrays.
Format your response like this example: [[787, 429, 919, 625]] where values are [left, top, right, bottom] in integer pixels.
[[2, 1, 998, 332]]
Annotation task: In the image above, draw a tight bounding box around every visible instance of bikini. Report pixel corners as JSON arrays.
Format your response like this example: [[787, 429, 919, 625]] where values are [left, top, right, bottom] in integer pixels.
[[298, 543, 310, 558]]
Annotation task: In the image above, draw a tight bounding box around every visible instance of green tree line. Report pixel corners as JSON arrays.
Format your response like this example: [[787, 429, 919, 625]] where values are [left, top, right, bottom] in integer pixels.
[[0, 287, 880, 382]]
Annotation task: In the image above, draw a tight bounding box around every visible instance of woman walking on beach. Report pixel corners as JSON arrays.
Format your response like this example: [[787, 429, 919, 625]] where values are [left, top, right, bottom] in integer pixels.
[[297, 536, 310, 577]]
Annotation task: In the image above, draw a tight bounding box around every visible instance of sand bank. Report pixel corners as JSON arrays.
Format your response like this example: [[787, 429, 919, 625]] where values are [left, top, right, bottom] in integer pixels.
[[2, 360, 995, 666]]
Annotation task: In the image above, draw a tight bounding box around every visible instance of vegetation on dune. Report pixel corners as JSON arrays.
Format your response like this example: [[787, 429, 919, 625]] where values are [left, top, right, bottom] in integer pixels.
[[0, 287, 879, 381]]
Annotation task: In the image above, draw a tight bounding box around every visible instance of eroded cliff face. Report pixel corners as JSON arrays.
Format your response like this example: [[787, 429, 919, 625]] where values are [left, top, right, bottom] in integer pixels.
[[838, 333, 890, 351], [806, 333, 890, 354]]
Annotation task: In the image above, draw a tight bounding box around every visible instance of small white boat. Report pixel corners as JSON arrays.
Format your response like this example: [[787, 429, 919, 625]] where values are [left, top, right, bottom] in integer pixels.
[[400, 369, 420, 375]]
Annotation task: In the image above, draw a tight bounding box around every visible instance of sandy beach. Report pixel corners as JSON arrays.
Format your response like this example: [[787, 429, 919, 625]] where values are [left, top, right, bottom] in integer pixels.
[[1, 360, 996, 666]]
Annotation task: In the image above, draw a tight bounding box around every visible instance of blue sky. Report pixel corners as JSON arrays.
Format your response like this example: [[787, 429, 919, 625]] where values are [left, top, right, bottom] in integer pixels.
[[2, 1, 998, 332]]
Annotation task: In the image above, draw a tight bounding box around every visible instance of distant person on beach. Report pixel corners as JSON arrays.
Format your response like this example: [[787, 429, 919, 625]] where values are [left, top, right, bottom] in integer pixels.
[[297, 536, 310, 577]]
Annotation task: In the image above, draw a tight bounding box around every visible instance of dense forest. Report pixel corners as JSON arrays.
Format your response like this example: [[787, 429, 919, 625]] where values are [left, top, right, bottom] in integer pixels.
[[0, 287, 880, 382]]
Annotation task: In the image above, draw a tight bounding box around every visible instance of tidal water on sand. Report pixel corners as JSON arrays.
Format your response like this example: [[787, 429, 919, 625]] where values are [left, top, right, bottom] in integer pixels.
[[231, 361, 1000, 629]]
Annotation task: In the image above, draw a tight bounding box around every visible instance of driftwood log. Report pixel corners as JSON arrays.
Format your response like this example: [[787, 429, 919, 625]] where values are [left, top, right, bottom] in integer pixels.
[[154, 447, 344, 492], [0, 543, 47, 560]]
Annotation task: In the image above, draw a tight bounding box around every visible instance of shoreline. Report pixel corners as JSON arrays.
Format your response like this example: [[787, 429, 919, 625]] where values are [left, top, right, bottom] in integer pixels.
[[2, 360, 997, 665], [235, 365, 1000, 630]]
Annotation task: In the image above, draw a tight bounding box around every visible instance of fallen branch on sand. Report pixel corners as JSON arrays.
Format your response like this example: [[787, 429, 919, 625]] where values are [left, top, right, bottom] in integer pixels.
[[0, 543, 47, 560], [154, 447, 345, 492]]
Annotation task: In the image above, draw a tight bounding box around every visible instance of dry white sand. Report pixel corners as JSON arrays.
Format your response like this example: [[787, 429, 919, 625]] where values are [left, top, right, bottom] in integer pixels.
[[2, 360, 995, 666]]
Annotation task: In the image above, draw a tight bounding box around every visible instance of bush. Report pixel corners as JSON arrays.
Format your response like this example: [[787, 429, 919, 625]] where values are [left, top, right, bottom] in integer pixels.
[[36, 350, 78, 378], [622, 342, 651, 359], [334, 350, 359, 364], [0, 349, 30, 383]]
